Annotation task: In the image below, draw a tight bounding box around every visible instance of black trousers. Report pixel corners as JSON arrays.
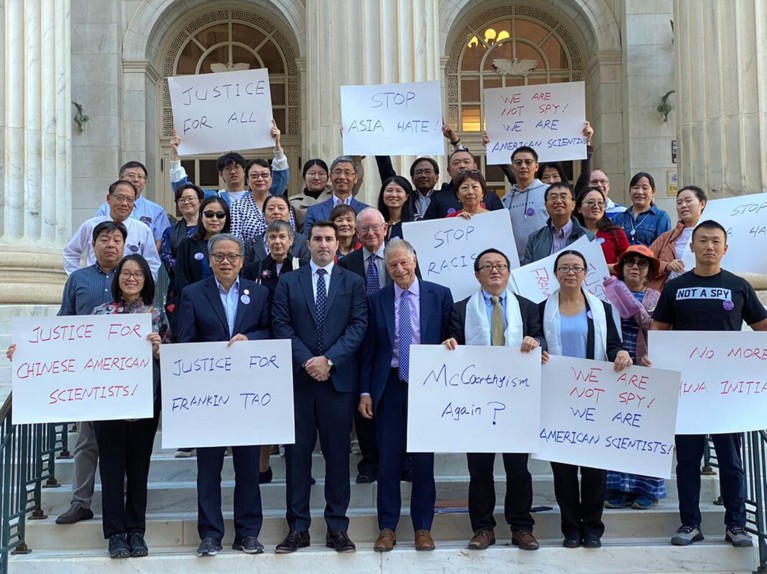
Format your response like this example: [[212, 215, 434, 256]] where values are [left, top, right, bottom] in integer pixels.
[[93, 412, 159, 539], [467, 452, 534, 532], [354, 409, 379, 476], [550, 462, 606, 540]]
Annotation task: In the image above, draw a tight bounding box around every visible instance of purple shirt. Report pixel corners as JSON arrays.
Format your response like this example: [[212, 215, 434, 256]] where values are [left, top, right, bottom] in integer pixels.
[[550, 219, 574, 254], [392, 279, 421, 368]]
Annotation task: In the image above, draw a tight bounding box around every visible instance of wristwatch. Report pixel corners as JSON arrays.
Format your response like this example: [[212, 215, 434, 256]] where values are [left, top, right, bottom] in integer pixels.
[[326, 358, 334, 369]]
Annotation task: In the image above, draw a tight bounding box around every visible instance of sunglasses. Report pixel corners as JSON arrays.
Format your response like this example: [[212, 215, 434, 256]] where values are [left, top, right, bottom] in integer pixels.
[[203, 210, 226, 220]]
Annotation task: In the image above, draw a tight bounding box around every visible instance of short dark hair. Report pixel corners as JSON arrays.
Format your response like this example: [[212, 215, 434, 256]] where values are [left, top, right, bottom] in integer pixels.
[[544, 181, 574, 202], [92, 221, 127, 244], [118, 161, 147, 178], [511, 146, 539, 162], [329, 204, 356, 222], [246, 158, 271, 176], [377, 176, 414, 222], [216, 152, 246, 173], [448, 149, 476, 165], [302, 158, 329, 178], [677, 185, 707, 204], [537, 162, 566, 181], [263, 193, 291, 213], [692, 219, 728, 242], [174, 182, 204, 202], [409, 157, 440, 178], [109, 179, 137, 197], [554, 249, 587, 271], [453, 170, 487, 198], [309, 220, 338, 240], [112, 254, 155, 305], [474, 248, 510, 272], [192, 196, 231, 240]]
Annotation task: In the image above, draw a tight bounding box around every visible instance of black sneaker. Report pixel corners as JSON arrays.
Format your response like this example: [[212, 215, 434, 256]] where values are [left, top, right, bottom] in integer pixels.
[[108, 533, 130, 559], [197, 537, 223, 557], [232, 536, 264, 554], [128, 533, 149, 557]]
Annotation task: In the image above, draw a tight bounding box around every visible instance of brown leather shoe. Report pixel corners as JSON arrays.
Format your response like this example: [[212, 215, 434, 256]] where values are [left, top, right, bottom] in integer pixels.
[[415, 530, 435, 551], [468, 528, 496, 550], [373, 528, 396, 552], [512, 530, 540, 551]]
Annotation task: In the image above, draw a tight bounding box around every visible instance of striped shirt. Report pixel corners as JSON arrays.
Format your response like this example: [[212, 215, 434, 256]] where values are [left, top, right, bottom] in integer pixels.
[[58, 264, 116, 317]]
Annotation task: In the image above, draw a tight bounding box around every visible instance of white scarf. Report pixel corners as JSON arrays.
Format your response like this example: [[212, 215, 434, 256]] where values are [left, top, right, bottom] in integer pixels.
[[465, 288, 524, 347], [543, 288, 607, 361]]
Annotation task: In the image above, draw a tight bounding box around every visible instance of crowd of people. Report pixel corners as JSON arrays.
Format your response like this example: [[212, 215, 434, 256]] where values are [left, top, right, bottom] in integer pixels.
[[7, 120, 765, 561]]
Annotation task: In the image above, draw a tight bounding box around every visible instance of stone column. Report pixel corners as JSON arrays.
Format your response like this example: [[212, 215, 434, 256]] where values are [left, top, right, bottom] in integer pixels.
[[0, 0, 72, 303], [674, 0, 767, 195], [303, 0, 440, 202]]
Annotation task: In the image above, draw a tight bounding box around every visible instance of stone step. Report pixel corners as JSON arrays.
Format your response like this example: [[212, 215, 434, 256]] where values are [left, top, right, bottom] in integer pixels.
[[40, 472, 714, 515], [11, 538, 757, 574], [24, 502, 728, 550]]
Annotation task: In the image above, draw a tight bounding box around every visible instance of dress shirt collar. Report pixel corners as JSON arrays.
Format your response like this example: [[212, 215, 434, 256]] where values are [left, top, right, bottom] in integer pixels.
[[394, 278, 420, 299], [310, 260, 334, 275], [363, 244, 386, 260], [214, 275, 240, 295]]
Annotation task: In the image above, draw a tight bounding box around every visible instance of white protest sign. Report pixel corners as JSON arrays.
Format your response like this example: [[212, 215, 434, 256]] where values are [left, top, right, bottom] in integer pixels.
[[403, 210, 518, 301], [511, 235, 611, 304], [407, 345, 542, 453], [649, 331, 767, 434], [167, 68, 274, 156], [533, 356, 680, 478], [340, 81, 444, 155], [681, 193, 767, 275], [11, 315, 154, 424], [485, 82, 586, 165], [160, 339, 294, 448]]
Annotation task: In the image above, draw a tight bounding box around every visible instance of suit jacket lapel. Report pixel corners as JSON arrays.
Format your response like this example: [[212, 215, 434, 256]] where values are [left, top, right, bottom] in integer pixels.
[[326, 266, 342, 311], [299, 267, 319, 327], [382, 286, 395, 346], [418, 280, 430, 338], [204, 278, 230, 337]]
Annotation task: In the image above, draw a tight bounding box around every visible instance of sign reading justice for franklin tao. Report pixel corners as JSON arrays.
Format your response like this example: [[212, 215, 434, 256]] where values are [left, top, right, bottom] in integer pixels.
[[11, 315, 154, 424]]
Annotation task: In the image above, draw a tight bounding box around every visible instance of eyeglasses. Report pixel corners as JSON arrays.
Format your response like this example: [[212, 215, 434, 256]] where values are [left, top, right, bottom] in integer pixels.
[[457, 169, 482, 177], [359, 224, 384, 234], [305, 170, 327, 179], [211, 253, 243, 263], [478, 263, 509, 273], [583, 201, 606, 208], [512, 159, 536, 167], [222, 165, 243, 174], [203, 210, 227, 220], [623, 258, 650, 269], [110, 194, 135, 204], [332, 169, 356, 177], [119, 271, 145, 280], [556, 266, 585, 274], [414, 168, 435, 176], [177, 196, 198, 204], [121, 172, 147, 181], [589, 179, 609, 186], [249, 171, 271, 180]]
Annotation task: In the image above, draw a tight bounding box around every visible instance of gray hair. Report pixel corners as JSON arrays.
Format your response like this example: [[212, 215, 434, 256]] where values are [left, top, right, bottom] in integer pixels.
[[208, 233, 244, 255], [385, 238, 417, 261], [356, 207, 385, 225], [266, 219, 294, 239], [330, 156, 358, 175]]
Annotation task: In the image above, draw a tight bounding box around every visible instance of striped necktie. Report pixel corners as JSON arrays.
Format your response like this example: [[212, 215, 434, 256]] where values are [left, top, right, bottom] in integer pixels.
[[399, 290, 412, 382], [491, 295, 505, 346], [316, 268, 327, 353]]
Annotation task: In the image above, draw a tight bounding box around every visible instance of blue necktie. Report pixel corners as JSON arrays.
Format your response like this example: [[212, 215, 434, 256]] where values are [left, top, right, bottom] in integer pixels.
[[316, 268, 327, 353], [365, 254, 380, 295], [399, 290, 412, 382]]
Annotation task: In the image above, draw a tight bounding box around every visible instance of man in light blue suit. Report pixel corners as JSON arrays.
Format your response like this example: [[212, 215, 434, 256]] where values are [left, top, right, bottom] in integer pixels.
[[303, 156, 368, 236]]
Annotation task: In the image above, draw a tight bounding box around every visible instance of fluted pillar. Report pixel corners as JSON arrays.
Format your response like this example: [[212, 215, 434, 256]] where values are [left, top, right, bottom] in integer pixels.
[[303, 0, 441, 202], [0, 0, 71, 303], [674, 0, 767, 195]]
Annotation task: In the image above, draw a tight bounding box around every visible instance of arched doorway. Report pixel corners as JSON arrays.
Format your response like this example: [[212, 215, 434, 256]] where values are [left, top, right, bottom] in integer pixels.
[[157, 8, 300, 214], [445, 5, 585, 194]]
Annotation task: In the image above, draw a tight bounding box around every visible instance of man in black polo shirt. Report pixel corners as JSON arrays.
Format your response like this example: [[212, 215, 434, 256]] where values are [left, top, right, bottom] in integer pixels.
[[651, 219, 767, 548]]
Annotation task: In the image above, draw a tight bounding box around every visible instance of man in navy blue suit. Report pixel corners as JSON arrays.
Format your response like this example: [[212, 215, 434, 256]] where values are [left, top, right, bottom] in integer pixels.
[[272, 220, 368, 553], [175, 233, 271, 558], [358, 239, 453, 552], [302, 156, 368, 237]]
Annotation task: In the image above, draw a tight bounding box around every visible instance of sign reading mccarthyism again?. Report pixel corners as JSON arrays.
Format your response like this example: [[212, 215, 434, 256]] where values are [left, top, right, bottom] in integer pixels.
[[11, 315, 154, 424], [168, 68, 274, 156]]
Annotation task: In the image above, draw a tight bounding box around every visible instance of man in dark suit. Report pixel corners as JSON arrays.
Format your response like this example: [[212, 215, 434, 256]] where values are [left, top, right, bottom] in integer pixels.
[[175, 233, 272, 558], [337, 207, 388, 483], [358, 239, 453, 552], [272, 220, 368, 553], [444, 248, 546, 552], [303, 156, 368, 236]]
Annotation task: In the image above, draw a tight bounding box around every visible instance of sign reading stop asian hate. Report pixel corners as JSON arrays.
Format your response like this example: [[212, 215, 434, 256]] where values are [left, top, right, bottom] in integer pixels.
[[484, 82, 587, 165], [340, 81, 444, 156], [649, 330, 767, 434], [160, 339, 295, 449], [11, 315, 154, 424], [407, 345, 542, 453], [403, 210, 519, 301], [168, 68, 274, 156], [533, 356, 680, 479]]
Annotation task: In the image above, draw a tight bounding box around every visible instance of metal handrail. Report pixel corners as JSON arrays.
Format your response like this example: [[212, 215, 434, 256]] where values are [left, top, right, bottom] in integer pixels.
[[0, 393, 67, 574]]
